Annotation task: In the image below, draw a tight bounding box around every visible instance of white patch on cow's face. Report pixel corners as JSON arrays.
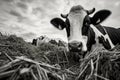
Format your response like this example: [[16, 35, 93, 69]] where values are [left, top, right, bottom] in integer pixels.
[[67, 10, 88, 51], [90, 24, 115, 49]]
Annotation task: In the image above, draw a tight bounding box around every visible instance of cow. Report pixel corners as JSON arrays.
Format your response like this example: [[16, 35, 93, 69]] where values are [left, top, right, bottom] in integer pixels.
[[50, 5, 120, 55], [32, 36, 48, 46]]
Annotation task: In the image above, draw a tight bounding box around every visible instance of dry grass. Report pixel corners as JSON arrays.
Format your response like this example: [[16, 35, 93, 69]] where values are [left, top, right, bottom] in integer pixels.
[[76, 46, 120, 80], [0, 33, 120, 80], [0, 34, 73, 80]]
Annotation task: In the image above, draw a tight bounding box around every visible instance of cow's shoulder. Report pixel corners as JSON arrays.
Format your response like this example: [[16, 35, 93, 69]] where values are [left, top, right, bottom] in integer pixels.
[[94, 25, 106, 35]]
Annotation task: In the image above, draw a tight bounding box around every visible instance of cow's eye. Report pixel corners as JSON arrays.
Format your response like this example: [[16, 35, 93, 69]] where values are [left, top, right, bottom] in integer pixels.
[[85, 20, 90, 25], [85, 22, 88, 25], [85, 20, 90, 26]]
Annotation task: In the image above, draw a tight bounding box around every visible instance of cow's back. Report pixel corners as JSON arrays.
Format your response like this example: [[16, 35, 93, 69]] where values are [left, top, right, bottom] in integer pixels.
[[105, 26, 120, 45]]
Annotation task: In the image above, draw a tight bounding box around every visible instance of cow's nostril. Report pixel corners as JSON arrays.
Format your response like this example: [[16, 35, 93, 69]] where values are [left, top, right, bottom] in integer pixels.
[[68, 41, 83, 52], [78, 42, 82, 47]]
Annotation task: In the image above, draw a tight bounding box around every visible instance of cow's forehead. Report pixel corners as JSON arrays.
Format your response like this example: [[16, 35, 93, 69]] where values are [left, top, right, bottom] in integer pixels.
[[70, 5, 84, 13]]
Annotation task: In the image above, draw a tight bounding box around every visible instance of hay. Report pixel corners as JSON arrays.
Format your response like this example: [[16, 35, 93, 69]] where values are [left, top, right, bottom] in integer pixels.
[[1, 33, 120, 80], [76, 46, 120, 80], [0, 56, 76, 80]]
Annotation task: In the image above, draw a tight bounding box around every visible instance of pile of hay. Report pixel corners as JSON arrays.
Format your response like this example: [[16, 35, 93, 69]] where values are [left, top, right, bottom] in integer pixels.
[[0, 34, 75, 80], [1, 33, 120, 80], [75, 46, 120, 80], [0, 35, 37, 59], [0, 56, 66, 80]]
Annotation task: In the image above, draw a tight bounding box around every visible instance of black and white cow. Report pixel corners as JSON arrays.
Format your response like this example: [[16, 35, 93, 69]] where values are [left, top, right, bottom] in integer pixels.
[[50, 5, 120, 54]]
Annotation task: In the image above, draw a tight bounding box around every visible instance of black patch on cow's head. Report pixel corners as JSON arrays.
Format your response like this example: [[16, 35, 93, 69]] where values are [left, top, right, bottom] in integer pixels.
[[50, 17, 71, 37], [65, 18, 70, 37], [82, 15, 91, 35], [50, 18, 66, 30], [86, 27, 96, 51]]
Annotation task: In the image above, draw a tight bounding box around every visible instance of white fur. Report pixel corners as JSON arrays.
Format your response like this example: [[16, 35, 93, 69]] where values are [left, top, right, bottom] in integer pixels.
[[68, 11, 88, 51]]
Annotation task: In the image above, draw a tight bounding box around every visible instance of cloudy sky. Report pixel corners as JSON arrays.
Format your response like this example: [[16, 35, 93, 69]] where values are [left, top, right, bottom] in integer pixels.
[[0, 0, 120, 42]]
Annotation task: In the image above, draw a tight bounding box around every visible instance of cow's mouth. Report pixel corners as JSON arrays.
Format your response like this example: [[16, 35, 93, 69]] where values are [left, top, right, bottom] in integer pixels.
[[69, 47, 82, 52], [69, 47, 87, 60], [69, 46, 87, 56]]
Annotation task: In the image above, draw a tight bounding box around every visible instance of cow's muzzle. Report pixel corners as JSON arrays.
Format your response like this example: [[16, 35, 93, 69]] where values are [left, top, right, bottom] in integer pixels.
[[68, 41, 82, 52]]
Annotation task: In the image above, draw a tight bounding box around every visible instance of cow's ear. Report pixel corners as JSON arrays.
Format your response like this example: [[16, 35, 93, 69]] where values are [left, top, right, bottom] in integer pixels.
[[50, 18, 66, 30], [91, 10, 111, 25]]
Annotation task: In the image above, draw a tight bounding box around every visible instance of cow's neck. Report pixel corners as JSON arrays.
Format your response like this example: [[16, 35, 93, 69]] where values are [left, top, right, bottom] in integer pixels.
[[90, 24, 115, 50]]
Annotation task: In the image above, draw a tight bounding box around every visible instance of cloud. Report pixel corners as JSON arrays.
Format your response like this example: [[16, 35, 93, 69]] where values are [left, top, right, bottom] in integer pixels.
[[21, 32, 36, 38], [2, 0, 14, 2], [10, 24, 25, 32], [9, 10, 23, 17], [9, 10, 28, 22], [0, 23, 25, 32], [20, 0, 33, 3], [0, 22, 6, 28], [0, 25, 25, 35], [32, 7, 45, 18], [16, 2, 28, 10], [32, 7, 44, 14], [20, 32, 37, 41]]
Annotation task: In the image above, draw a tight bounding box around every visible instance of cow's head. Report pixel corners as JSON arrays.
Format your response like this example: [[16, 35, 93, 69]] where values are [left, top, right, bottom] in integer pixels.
[[50, 5, 111, 53]]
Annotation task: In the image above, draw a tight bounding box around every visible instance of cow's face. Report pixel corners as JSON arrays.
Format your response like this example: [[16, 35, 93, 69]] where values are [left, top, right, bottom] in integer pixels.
[[50, 5, 111, 53], [66, 6, 94, 52]]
